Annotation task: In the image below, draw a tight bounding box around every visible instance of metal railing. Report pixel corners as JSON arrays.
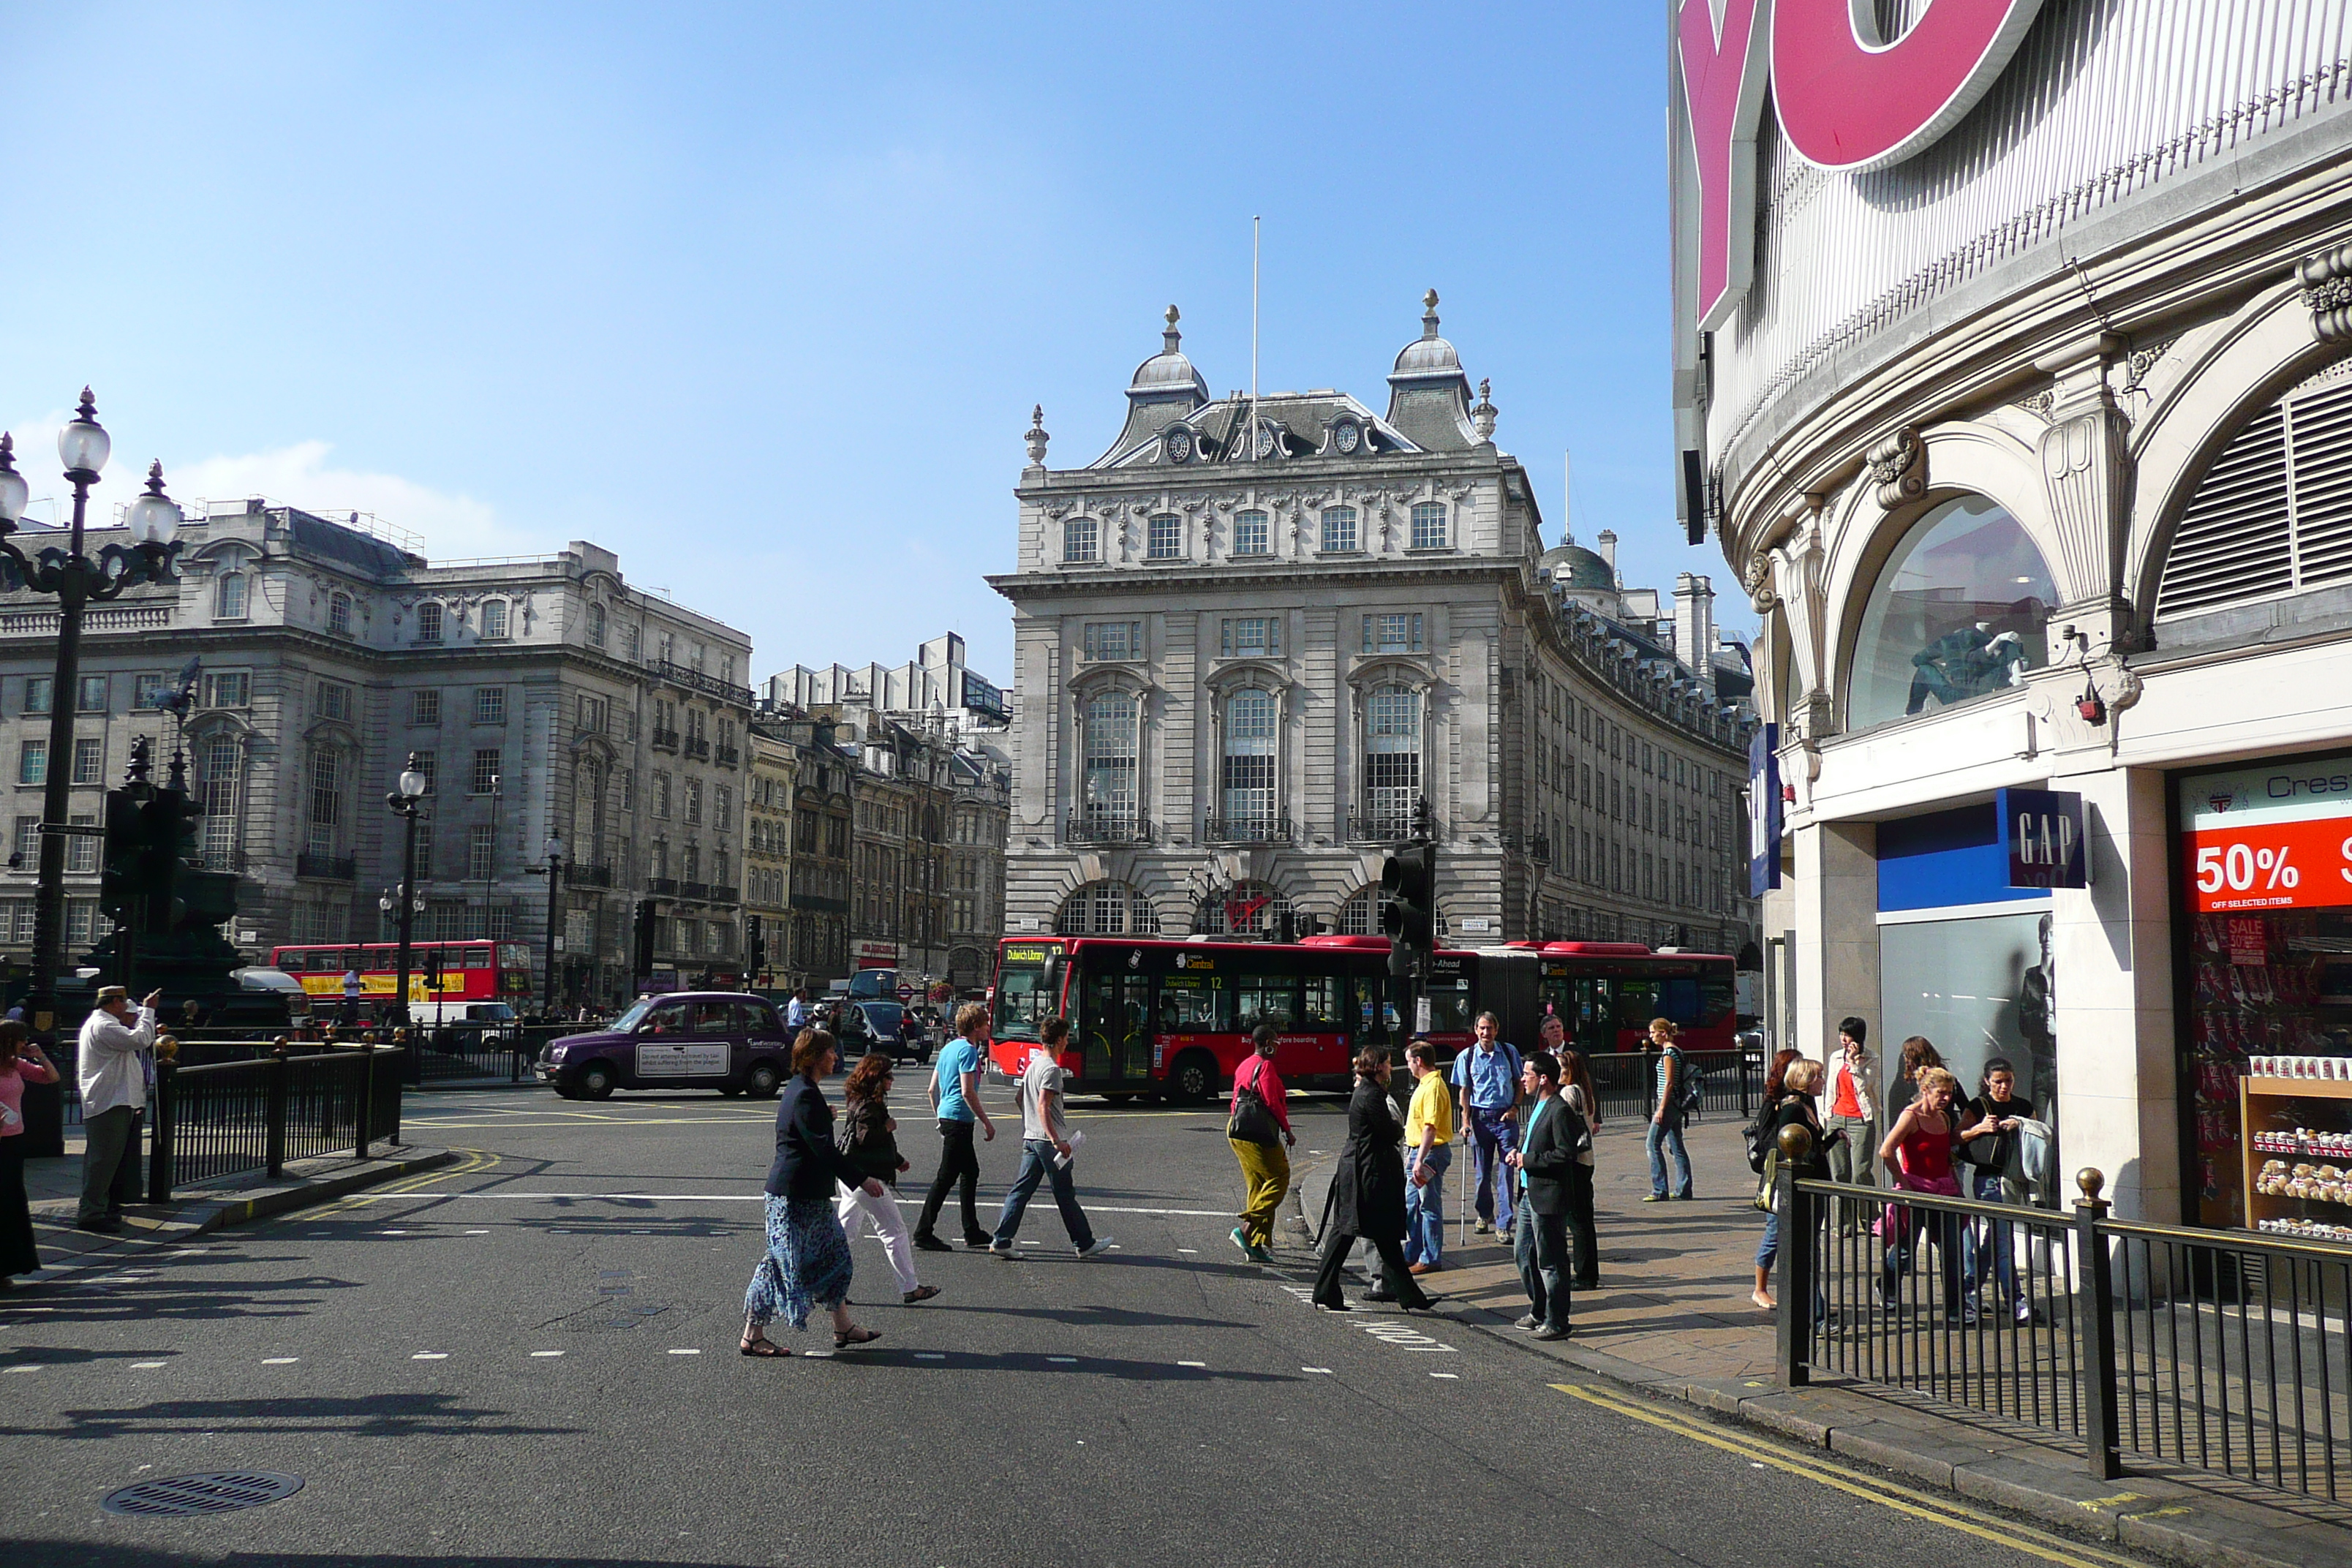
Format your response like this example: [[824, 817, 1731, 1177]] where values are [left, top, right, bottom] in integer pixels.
[[1586, 1047, 1757, 1121], [405, 1026, 533, 1084], [568, 862, 614, 889], [148, 1045, 407, 1202], [1202, 816, 1292, 844], [647, 876, 678, 894], [1346, 810, 1418, 844], [1064, 812, 1154, 845], [1777, 1145, 2352, 1503], [652, 660, 755, 708], [715, 745, 740, 768], [684, 736, 711, 761], [295, 852, 355, 881], [650, 727, 681, 752]]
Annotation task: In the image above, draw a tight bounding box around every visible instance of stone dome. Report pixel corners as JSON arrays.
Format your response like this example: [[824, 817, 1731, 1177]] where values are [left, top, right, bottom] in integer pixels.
[[1392, 287, 1463, 376], [1542, 538, 1616, 591], [1129, 304, 1208, 399]]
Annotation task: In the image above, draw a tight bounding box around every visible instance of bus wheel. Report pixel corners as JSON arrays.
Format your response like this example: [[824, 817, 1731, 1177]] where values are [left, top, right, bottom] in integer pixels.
[[580, 1061, 617, 1101], [746, 1061, 783, 1098], [1169, 1051, 1218, 1106]]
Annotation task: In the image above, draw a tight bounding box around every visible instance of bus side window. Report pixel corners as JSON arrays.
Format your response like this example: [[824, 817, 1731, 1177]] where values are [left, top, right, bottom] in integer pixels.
[[1657, 977, 1702, 1025], [1613, 980, 1660, 1035]]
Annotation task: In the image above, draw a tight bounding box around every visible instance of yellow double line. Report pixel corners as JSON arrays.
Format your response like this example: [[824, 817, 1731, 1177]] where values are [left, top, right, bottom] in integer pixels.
[[312, 1148, 501, 1215], [1553, 1384, 2149, 1568]]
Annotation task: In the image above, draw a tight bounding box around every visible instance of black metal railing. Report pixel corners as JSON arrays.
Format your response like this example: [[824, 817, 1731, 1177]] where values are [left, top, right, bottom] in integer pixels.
[[1202, 816, 1292, 845], [1778, 1148, 2352, 1504], [648, 876, 678, 894], [1585, 1047, 1757, 1122], [295, 852, 355, 881], [1346, 810, 1417, 843], [679, 881, 709, 900], [651, 727, 680, 752], [404, 1026, 532, 1084], [652, 659, 755, 708], [148, 1045, 407, 1202], [568, 862, 614, 889], [684, 736, 711, 761], [1064, 812, 1154, 845], [714, 745, 740, 768]]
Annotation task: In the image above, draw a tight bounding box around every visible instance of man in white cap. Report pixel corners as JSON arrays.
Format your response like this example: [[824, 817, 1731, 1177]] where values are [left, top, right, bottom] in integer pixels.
[[77, 985, 162, 1232]]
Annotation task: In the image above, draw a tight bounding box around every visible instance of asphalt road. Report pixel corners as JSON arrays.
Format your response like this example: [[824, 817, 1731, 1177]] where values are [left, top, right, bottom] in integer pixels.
[[2, 1079, 2166, 1568]]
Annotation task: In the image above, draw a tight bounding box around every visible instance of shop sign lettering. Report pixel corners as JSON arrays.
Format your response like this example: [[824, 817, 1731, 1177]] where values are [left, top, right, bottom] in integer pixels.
[[1676, 0, 2046, 328], [1748, 723, 1782, 895], [2180, 760, 2352, 914], [1999, 786, 2085, 890]]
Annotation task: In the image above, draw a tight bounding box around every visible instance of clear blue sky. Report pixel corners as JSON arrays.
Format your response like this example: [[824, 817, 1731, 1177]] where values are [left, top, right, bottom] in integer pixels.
[[0, 3, 1736, 682]]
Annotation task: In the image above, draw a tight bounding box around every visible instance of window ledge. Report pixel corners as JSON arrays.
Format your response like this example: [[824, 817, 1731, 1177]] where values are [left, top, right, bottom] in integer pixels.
[[1316, 549, 1367, 558], [1403, 546, 1458, 556]]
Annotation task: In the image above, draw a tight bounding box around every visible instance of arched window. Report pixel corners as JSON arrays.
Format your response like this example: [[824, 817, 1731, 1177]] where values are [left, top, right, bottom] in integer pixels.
[[1201, 880, 1288, 938], [1063, 516, 1099, 564], [2157, 369, 2352, 619], [1363, 684, 1422, 836], [415, 601, 443, 643], [481, 599, 510, 639], [1232, 509, 1270, 556], [1847, 495, 2054, 730], [327, 593, 353, 636], [1078, 692, 1139, 837], [214, 571, 248, 620], [1338, 885, 1390, 935], [1218, 688, 1278, 837], [587, 603, 606, 648], [1055, 879, 1160, 935]]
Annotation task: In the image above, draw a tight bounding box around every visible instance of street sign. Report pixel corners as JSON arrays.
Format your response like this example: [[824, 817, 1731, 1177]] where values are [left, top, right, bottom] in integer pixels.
[[36, 821, 106, 837], [897, 984, 914, 1002]]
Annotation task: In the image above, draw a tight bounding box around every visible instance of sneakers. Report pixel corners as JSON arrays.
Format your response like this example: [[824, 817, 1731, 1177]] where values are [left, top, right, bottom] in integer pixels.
[[1533, 1325, 1571, 1341], [1496, 1226, 1515, 1243], [1515, 1313, 1541, 1329], [1641, 1194, 1669, 1204], [987, 1241, 1015, 1257], [1229, 1226, 1254, 1258], [913, 1233, 955, 1254], [1474, 1220, 1494, 1235], [1077, 1236, 1115, 1258], [1246, 1242, 1276, 1264], [963, 1235, 995, 1250]]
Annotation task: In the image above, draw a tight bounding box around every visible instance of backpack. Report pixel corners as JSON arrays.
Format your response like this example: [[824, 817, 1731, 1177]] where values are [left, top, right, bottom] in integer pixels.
[[1743, 1102, 1775, 1173], [1678, 1060, 1708, 1118]]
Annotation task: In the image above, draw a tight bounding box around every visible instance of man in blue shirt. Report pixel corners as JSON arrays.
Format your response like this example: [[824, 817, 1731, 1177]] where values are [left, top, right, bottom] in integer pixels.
[[914, 1001, 998, 1251], [1450, 1011, 1523, 1238], [785, 987, 810, 1033]]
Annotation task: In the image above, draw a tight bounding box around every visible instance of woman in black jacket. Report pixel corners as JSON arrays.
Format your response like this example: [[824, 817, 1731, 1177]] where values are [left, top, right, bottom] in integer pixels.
[[1311, 1048, 1436, 1313], [742, 1030, 889, 1357], [835, 1051, 940, 1305], [1752, 1058, 1839, 1314]]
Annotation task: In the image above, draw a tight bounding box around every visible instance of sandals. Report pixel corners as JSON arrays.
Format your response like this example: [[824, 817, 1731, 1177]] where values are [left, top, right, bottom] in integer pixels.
[[902, 1285, 941, 1304], [834, 1326, 883, 1349], [739, 1336, 789, 1358]]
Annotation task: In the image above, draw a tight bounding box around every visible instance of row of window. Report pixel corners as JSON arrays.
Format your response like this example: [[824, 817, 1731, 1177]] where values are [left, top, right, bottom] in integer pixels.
[[1061, 503, 1448, 565], [1076, 685, 1424, 828], [1080, 612, 1427, 664], [0, 898, 111, 944], [7, 671, 201, 717]]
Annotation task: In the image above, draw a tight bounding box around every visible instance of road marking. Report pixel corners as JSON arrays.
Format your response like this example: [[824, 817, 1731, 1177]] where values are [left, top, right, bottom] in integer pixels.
[[531, 1350, 565, 1357], [262, 1357, 298, 1364], [1177, 1360, 1206, 1368], [1177, 1248, 1198, 1254], [412, 1352, 449, 1360], [1047, 1356, 1077, 1363], [342, 1191, 1248, 1218], [4, 1364, 40, 1373], [667, 1348, 700, 1355], [464, 1229, 489, 1235], [129, 1360, 167, 1369], [1430, 1372, 1459, 1379], [379, 1229, 409, 1235], [1303, 1366, 1333, 1374], [1551, 1385, 2146, 1568], [916, 1352, 946, 1360]]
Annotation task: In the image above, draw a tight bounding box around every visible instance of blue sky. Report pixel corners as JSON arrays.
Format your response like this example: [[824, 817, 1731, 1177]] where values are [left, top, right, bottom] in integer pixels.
[[0, 3, 1735, 682]]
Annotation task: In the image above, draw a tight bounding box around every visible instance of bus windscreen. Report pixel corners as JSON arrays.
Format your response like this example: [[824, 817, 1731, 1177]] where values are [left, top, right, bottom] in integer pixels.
[[992, 947, 1058, 1042]]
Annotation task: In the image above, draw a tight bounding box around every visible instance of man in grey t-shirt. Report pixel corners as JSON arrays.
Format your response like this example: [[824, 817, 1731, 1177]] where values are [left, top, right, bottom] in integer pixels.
[[990, 1017, 1112, 1258]]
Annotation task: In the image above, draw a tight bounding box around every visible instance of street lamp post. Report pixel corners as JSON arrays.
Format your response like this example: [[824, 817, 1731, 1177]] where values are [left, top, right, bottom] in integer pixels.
[[541, 834, 564, 1017], [0, 397, 184, 1031], [384, 755, 429, 1027]]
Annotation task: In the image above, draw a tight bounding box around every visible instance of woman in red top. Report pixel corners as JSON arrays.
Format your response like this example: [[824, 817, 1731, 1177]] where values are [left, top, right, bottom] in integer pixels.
[[1, 1020, 61, 1288], [1226, 1022, 1294, 1263], [1876, 1064, 1967, 1320]]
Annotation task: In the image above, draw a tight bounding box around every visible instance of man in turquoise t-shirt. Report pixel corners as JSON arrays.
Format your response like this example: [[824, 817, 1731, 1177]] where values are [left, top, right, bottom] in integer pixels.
[[914, 1003, 998, 1251]]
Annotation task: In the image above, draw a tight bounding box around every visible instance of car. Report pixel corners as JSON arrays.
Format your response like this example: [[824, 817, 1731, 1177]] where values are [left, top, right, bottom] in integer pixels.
[[832, 1000, 926, 1066], [535, 991, 794, 1100]]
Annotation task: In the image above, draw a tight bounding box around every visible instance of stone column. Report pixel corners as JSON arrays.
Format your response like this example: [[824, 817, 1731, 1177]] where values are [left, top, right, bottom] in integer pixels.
[[2049, 765, 2179, 1224], [1792, 818, 1878, 1063]]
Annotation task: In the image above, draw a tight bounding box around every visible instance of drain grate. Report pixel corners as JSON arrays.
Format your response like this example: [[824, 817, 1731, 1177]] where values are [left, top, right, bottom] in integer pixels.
[[102, 1471, 304, 1517]]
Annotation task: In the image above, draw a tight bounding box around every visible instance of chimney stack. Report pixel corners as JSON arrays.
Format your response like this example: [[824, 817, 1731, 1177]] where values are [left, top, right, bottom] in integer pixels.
[[1595, 529, 1618, 583], [1674, 573, 1718, 688]]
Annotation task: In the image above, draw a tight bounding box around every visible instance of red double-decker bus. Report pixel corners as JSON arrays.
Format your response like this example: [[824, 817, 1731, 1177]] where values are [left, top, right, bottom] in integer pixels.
[[987, 935, 1736, 1102], [269, 940, 535, 1022]]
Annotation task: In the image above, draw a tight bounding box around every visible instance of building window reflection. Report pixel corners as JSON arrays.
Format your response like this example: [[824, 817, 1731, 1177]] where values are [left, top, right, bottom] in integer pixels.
[[1848, 495, 2054, 730]]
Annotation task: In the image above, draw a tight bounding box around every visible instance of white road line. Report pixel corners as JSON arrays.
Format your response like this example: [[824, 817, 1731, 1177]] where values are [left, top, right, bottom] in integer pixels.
[[262, 1357, 298, 1365], [336, 1191, 1248, 1217], [1177, 1248, 1198, 1254], [915, 1352, 946, 1360], [530, 1350, 565, 1357], [4, 1365, 40, 1373], [1177, 1360, 1206, 1368], [1047, 1355, 1077, 1363], [129, 1361, 167, 1369], [464, 1229, 489, 1235], [667, 1348, 700, 1355], [412, 1352, 449, 1360], [1430, 1371, 1460, 1379], [1303, 1366, 1333, 1374]]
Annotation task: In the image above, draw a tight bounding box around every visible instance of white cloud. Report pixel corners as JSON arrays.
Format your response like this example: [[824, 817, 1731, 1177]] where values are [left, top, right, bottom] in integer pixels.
[[169, 440, 533, 559]]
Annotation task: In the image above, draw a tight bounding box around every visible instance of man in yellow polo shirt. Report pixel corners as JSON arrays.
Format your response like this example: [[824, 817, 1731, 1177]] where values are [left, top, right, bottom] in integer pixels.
[[1402, 1040, 1453, 1275]]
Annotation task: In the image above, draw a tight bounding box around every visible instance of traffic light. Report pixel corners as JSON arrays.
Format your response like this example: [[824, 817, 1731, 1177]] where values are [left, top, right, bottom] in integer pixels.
[[99, 787, 149, 919], [633, 899, 658, 975], [1379, 843, 1436, 979], [746, 913, 766, 978], [421, 943, 444, 994]]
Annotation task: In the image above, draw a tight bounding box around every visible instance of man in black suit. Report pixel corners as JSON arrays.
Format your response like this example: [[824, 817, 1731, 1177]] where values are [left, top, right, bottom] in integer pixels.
[[1505, 1052, 1586, 1341]]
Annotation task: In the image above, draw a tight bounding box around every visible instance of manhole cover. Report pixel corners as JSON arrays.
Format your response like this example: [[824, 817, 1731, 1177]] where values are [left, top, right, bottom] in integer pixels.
[[102, 1471, 304, 1517]]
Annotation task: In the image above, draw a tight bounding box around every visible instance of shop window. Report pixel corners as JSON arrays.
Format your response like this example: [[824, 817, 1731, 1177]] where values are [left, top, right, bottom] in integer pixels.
[[1847, 494, 2054, 730]]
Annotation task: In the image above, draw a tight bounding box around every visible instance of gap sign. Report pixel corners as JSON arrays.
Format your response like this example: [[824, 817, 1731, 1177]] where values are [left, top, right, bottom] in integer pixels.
[[1749, 724, 1781, 897], [1997, 787, 2086, 890]]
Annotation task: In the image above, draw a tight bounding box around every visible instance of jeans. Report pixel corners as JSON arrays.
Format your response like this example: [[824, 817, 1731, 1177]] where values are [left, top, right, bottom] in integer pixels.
[[1513, 1202, 1571, 1331], [1466, 1107, 1518, 1230], [1883, 1202, 1964, 1315], [836, 1180, 921, 1294], [992, 1139, 1095, 1251], [1231, 1137, 1291, 1249], [916, 1117, 984, 1241], [1646, 1113, 1692, 1198], [1561, 1161, 1599, 1288], [1754, 1206, 1830, 1321], [79, 1106, 142, 1221], [1961, 1169, 2021, 1301], [1824, 1113, 1878, 1230], [1403, 1144, 1452, 1267]]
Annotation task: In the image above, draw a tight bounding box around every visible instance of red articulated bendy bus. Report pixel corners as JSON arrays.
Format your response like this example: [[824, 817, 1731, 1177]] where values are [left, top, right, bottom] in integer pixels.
[[987, 934, 1735, 1102]]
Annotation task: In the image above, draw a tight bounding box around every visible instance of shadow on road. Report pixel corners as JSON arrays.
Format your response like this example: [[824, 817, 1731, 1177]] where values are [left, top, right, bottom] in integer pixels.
[[4, 1390, 578, 1442]]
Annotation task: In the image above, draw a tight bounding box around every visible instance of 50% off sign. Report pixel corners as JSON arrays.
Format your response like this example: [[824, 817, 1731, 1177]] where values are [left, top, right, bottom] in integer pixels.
[[2187, 821, 2352, 913]]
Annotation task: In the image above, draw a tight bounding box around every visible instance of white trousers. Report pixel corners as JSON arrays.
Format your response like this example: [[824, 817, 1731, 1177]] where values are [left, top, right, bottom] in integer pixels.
[[835, 1181, 921, 1294]]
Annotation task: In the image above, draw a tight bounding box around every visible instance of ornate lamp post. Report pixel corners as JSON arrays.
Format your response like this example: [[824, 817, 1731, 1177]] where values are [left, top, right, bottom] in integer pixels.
[[540, 834, 565, 1016], [0, 396, 184, 1031], [384, 755, 429, 1025]]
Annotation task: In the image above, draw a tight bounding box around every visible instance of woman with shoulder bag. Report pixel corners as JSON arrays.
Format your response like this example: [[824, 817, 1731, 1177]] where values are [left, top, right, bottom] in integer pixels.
[[741, 1030, 889, 1359], [1228, 1023, 1295, 1264], [837, 1051, 940, 1305], [1752, 1058, 1839, 1312]]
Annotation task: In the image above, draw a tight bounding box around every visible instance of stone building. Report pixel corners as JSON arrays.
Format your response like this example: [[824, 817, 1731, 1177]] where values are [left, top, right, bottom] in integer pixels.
[[992, 298, 1756, 949], [743, 724, 797, 988], [0, 502, 753, 1008]]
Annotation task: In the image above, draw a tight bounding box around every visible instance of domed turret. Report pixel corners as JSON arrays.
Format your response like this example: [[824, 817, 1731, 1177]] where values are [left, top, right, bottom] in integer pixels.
[[1542, 535, 1616, 592], [1385, 289, 1478, 451], [1128, 304, 1208, 402]]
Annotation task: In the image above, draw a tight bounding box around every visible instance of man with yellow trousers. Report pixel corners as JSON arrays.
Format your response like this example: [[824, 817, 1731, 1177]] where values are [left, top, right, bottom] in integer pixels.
[[1226, 1023, 1294, 1264]]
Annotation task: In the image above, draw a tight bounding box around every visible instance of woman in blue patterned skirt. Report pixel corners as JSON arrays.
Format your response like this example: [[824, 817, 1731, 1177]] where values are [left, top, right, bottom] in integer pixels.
[[742, 1029, 886, 1357]]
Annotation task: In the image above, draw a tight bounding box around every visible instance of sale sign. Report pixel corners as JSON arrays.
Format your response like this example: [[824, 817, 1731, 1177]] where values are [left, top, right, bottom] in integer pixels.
[[2180, 760, 2352, 913]]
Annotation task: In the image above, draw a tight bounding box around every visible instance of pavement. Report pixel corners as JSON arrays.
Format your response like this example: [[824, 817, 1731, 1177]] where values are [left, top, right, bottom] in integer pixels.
[[0, 1077, 2341, 1567]]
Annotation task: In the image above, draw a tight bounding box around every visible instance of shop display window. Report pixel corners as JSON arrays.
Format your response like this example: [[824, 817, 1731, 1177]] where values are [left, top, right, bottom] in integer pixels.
[[1848, 495, 2056, 731]]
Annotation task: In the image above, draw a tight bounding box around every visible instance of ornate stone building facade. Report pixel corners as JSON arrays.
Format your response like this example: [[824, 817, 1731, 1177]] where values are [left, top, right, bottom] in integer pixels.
[[994, 300, 1756, 950]]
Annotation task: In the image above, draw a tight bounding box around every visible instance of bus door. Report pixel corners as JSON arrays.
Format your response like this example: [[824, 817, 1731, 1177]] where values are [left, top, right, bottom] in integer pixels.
[[1080, 963, 1150, 1088], [1292, 972, 1350, 1076], [1150, 972, 1225, 1081]]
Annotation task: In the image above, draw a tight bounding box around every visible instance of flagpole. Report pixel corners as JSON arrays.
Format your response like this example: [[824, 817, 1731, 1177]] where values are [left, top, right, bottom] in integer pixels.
[[1251, 215, 1261, 459]]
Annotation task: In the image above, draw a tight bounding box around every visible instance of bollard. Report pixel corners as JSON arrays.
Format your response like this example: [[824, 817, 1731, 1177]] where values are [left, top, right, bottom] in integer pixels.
[[2073, 1167, 2122, 1480], [265, 1039, 290, 1179], [355, 1036, 377, 1162], [147, 1056, 178, 1205], [1776, 1122, 1814, 1387]]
